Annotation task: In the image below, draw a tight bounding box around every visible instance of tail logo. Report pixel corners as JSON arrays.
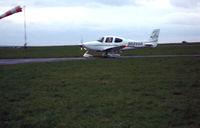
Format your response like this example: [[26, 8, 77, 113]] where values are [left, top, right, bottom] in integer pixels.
[[151, 31, 158, 39]]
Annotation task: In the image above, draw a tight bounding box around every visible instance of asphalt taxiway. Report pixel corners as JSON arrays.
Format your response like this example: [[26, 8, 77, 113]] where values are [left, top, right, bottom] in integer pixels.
[[0, 54, 200, 66]]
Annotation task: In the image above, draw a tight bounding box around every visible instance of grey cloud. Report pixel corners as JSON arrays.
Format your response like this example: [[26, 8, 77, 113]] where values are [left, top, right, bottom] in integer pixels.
[[0, 0, 142, 10], [30, 0, 137, 7], [0, 0, 138, 7], [166, 12, 200, 26], [170, 0, 200, 8], [0, 0, 25, 6], [84, 0, 137, 6]]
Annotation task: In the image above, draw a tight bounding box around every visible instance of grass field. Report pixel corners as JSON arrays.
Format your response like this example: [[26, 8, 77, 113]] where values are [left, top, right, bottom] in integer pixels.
[[0, 43, 200, 58], [0, 44, 200, 128], [1, 56, 200, 128]]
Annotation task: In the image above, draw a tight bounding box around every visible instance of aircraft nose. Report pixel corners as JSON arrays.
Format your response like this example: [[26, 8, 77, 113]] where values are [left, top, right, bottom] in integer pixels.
[[82, 42, 87, 47], [82, 42, 91, 49], [83, 41, 93, 47]]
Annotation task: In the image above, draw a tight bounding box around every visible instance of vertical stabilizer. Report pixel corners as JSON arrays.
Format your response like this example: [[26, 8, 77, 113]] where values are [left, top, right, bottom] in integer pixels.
[[144, 29, 160, 48], [149, 29, 160, 42]]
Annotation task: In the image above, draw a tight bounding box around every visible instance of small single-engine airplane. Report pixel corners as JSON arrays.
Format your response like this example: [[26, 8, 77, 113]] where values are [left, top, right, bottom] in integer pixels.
[[81, 29, 160, 57]]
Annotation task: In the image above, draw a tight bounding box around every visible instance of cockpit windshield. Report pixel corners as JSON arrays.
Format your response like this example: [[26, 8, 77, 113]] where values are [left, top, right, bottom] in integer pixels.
[[97, 37, 104, 42]]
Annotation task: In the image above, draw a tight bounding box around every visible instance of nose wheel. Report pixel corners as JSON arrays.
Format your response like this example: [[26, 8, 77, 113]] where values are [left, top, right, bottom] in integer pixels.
[[83, 51, 93, 58]]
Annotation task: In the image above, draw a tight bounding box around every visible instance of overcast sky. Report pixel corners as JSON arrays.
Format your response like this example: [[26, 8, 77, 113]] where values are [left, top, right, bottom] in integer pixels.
[[0, 0, 200, 46]]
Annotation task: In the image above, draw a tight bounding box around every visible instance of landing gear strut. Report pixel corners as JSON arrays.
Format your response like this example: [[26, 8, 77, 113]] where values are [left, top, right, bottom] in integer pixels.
[[83, 51, 93, 58], [102, 51, 108, 57], [102, 51, 120, 58]]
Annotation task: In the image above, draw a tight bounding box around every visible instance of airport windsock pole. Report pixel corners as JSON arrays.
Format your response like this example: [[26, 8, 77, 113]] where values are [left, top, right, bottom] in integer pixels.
[[0, 6, 27, 48], [23, 6, 27, 48]]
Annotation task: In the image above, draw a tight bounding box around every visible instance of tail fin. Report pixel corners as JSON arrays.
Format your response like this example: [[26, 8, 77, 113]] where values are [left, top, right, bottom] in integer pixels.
[[145, 29, 160, 48], [149, 29, 160, 42]]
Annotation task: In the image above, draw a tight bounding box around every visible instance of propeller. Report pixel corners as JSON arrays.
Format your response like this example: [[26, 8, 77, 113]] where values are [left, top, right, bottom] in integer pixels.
[[80, 36, 84, 50], [81, 37, 83, 50]]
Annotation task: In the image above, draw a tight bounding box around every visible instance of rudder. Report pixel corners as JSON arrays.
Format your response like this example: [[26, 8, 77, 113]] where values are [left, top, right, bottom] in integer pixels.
[[149, 29, 160, 42]]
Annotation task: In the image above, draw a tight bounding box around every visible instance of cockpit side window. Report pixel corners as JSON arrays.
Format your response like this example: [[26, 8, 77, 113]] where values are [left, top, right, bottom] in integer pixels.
[[115, 38, 123, 43], [97, 37, 104, 43], [105, 37, 113, 43]]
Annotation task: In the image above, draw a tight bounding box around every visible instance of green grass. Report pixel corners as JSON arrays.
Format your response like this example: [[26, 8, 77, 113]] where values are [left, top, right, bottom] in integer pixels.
[[0, 46, 85, 59], [0, 57, 200, 128], [0, 43, 200, 58], [122, 44, 200, 56]]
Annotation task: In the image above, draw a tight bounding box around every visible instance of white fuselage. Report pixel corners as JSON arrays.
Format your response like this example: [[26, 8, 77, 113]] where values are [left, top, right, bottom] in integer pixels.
[[83, 37, 155, 52], [81, 29, 160, 57]]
